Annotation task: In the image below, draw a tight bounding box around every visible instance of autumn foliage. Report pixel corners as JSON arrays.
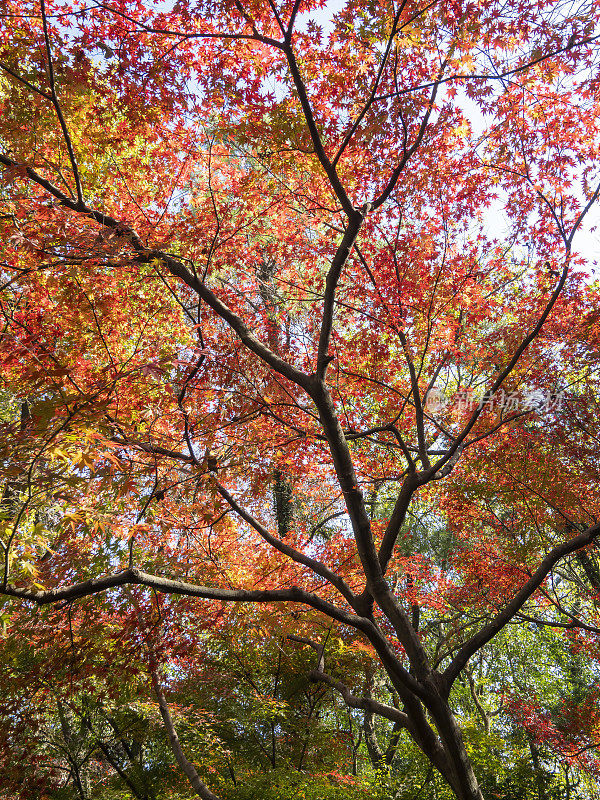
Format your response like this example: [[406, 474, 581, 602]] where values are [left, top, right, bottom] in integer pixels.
[[1, 0, 600, 798]]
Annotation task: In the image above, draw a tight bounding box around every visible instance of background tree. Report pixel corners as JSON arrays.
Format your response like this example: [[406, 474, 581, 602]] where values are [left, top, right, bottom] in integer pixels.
[[1, 1, 600, 798]]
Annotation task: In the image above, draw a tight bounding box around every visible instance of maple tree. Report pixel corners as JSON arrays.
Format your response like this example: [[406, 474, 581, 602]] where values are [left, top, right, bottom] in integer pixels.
[[2, 0, 600, 797]]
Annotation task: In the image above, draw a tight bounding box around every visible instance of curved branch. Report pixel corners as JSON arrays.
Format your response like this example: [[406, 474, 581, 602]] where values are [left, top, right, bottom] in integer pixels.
[[0, 152, 310, 392], [92, 2, 284, 50], [443, 520, 600, 688], [309, 669, 410, 729], [215, 481, 357, 607], [372, 33, 600, 104], [151, 668, 222, 800], [0, 566, 372, 629], [426, 251, 573, 480]]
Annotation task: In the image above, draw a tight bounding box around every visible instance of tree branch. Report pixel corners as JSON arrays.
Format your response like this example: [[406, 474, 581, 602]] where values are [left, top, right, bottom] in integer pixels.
[[309, 669, 410, 729], [378, 474, 418, 574], [316, 205, 370, 380], [0, 566, 373, 629], [426, 251, 573, 480], [40, 0, 84, 206], [215, 481, 357, 607], [151, 668, 222, 800], [0, 151, 311, 392], [282, 45, 354, 215], [443, 520, 600, 688]]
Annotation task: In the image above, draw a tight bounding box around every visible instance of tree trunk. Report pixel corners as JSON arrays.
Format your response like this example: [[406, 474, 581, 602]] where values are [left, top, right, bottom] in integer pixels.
[[430, 701, 485, 800]]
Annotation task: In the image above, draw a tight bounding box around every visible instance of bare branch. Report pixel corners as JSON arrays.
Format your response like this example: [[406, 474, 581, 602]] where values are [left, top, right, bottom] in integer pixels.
[[309, 669, 411, 729]]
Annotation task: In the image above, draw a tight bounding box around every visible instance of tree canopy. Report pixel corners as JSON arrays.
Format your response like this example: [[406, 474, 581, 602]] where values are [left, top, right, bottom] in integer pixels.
[[1, 1, 600, 798]]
